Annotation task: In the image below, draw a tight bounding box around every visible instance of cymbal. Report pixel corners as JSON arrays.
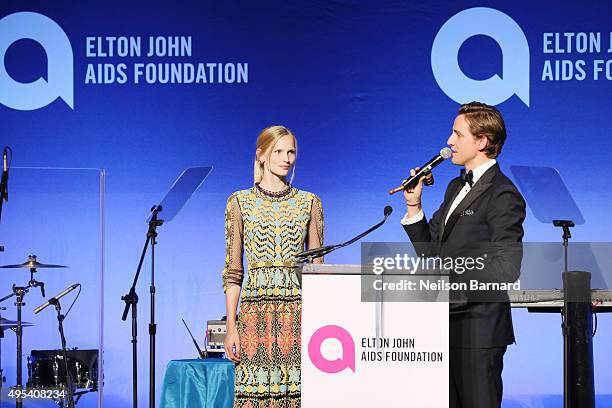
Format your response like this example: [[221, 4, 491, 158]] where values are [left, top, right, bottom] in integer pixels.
[[0, 318, 34, 328], [0, 255, 66, 269]]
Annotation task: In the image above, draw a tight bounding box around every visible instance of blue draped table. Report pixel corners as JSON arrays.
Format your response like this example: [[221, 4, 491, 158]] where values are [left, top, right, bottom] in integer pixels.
[[160, 358, 235, 408]]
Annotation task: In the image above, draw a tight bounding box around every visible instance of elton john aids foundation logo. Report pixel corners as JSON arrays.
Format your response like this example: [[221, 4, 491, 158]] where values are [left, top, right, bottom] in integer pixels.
[[0, 12, 73, 110], [431, 7, 530, 106], [308, 325, 355, 374]]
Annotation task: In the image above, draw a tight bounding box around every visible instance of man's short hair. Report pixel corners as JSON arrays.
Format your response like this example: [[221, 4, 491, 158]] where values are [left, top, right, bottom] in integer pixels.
[[458, 102, 507, 158]]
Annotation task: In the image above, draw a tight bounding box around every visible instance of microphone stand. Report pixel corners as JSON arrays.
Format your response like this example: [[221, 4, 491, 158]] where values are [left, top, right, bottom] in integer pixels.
[[296, 207, 393, 262], [0, 306, 5, 399], [0, 150, 7, 395], [51, 299, 74, 408], [121, 205, 163, 408], [0, 240, 4, 395]]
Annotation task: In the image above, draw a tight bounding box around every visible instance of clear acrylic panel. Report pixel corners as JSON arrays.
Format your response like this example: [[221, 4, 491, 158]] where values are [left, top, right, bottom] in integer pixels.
[[510, 165, 585, 225], [146, 166, 212, 223], [0, 167, 104, 408]]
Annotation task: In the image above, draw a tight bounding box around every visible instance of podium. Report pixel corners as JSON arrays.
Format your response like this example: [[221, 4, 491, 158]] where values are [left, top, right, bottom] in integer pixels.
[[300, 264, 448, 408]]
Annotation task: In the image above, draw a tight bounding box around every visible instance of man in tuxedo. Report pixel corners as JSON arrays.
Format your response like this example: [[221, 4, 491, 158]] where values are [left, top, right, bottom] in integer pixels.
[[401, 102, 526, 408]]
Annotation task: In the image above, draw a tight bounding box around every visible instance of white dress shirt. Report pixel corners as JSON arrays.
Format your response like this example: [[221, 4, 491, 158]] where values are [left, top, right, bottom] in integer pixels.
[[400, 159, 497, 226]]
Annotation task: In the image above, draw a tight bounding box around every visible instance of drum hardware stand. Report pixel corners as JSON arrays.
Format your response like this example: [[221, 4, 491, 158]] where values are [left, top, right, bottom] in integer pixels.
[[6, 284, 28, 408], [121, 205, 163, 408], [0, 278, 46, 408], [0, 255, 66, 408]]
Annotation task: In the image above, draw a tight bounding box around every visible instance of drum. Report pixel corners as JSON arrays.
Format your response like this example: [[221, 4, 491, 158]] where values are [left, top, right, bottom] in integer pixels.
[[27, 349, 98, 390]]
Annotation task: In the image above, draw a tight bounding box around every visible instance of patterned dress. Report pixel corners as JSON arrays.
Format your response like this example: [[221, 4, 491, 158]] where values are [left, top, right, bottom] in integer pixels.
[[222, 185, 324, 408]]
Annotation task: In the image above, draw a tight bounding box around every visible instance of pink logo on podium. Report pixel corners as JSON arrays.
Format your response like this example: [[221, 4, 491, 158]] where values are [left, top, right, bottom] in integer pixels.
[[308, 325, 355, 373]]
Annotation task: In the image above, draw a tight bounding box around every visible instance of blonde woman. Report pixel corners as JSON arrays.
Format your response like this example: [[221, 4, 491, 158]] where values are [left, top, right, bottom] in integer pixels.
[[222, 125, 324, 408]]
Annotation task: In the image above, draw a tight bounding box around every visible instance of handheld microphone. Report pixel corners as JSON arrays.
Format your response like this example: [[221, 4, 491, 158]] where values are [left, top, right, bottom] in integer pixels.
[[389, 147, 452, 195], [34, 283, 80, 314]]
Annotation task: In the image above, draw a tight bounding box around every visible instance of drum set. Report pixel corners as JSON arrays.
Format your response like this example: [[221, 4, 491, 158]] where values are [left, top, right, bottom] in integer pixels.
[[0, 255, 98, 407]]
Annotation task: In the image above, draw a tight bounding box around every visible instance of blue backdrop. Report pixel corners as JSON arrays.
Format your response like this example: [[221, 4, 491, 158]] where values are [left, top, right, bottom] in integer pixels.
[[1, 1, 612, 406]]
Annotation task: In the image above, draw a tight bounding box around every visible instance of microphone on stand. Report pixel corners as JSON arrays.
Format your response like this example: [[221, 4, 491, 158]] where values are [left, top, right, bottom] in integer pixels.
[[296, 206, 393, 262], [388, 147, 452, 195], [34, 283, 80, 314], [1, 147, 9, 201], [0, 147, 10, 222]]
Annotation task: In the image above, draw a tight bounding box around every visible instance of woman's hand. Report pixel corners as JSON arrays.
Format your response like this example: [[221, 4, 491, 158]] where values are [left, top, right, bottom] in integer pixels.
[[224, 325, 241, 363]]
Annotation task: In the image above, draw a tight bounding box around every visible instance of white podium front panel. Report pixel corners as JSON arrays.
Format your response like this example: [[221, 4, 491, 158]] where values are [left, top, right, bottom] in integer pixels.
[[302, 264, 448, 408]]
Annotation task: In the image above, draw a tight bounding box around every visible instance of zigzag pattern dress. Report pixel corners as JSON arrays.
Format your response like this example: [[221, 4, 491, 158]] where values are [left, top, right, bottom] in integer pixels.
[[222, 185, 324, 408]]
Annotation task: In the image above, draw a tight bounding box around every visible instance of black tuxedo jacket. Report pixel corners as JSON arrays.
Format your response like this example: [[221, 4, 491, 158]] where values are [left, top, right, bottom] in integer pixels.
[[403, 163, 526, 348]]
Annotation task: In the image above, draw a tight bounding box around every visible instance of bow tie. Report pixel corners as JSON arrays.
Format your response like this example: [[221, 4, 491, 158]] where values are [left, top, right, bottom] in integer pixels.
[[460, 169, 474, 187]]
